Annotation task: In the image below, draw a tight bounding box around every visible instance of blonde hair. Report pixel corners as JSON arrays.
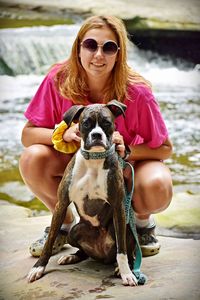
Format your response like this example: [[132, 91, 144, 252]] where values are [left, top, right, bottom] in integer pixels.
[[54, 15, 151, 104]]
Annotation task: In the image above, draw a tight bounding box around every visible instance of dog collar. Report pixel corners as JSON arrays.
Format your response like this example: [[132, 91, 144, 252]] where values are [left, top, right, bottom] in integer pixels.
[[80, 144, 116, 160]]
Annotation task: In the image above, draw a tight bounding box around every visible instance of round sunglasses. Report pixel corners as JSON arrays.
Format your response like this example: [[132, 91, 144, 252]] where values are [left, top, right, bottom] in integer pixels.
[[80, 38, 120, 56]]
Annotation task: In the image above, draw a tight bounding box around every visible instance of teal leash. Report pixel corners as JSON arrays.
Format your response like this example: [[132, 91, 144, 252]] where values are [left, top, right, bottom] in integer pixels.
[[119, 157, 147, 285]]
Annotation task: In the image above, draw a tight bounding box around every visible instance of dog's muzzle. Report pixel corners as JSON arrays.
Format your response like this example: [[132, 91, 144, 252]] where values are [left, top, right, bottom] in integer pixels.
[[85, 126, 108, 150]]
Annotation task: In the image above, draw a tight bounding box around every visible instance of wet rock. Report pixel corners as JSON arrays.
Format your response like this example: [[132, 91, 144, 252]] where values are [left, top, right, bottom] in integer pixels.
[[0, 181, 34, 202], [0, 181, 49, 213]]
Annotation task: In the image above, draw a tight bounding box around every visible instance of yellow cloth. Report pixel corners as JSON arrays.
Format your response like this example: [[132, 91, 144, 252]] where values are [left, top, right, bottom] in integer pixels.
[[52, 121, 79, 154]]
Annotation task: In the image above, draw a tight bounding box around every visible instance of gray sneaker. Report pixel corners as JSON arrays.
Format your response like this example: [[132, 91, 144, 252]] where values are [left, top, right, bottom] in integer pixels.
[[137, 224, 161, 257], [29, 226, 68, 257]]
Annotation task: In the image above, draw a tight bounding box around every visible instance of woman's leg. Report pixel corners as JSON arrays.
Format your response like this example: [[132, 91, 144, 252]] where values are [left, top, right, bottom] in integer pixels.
[[19, 144, 73, 223], [133, 160, 173, 217], [132, 160, 173, 256], [19, 144, 75, 256]]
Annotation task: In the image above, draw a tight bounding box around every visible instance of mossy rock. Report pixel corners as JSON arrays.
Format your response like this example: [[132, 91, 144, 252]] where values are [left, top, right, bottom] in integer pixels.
[[124, 17, 200, 31], [155, 192, 200, 233], [0, 180, 48, 212]]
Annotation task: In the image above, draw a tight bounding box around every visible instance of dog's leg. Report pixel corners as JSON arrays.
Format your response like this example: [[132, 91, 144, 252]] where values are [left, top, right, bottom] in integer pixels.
[[114, 224, 136, 279], [107, 164, 138, 287], [27, 201, 69, 282], [27, 179, 70, 283], [126, 224, 136, 269], [58, 223, 89, 265], [58, 249, 88, 265], [58, 224, 88, 265], [113, 205, 138, 286]]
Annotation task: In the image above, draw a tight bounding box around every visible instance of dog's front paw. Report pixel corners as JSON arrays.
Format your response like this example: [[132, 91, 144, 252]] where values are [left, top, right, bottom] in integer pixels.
[[27, 266, 45, 283], [121, 272, 138, 286]]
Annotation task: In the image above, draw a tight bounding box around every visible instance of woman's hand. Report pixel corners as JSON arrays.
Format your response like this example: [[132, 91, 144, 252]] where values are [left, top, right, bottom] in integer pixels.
[[112, 131, 126, 158], [63, 123, 81, 143]]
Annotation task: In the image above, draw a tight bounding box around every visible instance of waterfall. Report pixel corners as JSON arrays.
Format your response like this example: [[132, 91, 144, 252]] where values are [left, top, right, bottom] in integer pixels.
[[0, 25, 80, 75]]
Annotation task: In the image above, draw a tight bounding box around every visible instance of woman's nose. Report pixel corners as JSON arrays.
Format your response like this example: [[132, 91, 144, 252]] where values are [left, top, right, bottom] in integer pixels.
[[94, 46, 104, 57]]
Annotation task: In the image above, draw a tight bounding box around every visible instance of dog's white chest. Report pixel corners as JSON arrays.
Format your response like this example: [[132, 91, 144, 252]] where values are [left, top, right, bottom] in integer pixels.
[[69, 152, 109, 226]]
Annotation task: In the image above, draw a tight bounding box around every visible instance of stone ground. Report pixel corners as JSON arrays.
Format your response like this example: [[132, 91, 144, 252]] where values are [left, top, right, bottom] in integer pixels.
[[0, 200, 200, 300]]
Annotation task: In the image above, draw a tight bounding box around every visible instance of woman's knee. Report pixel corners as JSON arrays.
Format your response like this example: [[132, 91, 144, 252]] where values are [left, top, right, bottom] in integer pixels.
[[19, 144, 72, 180], [19, 144, 51, 180], [146, 174, 173, 210], [134, 161, 173, 214]]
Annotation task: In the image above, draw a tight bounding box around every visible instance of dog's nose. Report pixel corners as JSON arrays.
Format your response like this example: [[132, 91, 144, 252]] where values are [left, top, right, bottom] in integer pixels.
[[91, 133, 102, 140]]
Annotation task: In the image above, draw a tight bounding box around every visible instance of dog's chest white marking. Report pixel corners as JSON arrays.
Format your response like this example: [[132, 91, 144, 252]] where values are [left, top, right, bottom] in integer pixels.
[[69, 151, 109, 226]]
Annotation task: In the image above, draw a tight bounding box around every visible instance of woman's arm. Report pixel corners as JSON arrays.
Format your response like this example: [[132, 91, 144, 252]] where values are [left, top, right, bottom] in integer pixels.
[[129, 137, 173, 161], [21, 121, 81, 148], [21, 121, 54, 147]]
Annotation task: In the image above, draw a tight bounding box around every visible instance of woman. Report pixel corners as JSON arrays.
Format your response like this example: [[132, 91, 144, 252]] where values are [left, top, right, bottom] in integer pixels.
[[19, 15, 173, 258]]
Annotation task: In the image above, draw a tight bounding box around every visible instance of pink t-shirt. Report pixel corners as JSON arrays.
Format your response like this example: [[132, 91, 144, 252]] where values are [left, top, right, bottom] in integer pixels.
[[25, 66, 168, 148]]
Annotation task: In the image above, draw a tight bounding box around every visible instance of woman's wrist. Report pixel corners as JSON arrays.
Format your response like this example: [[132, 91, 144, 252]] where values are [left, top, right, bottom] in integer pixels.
[[122, 145, 131, 160]]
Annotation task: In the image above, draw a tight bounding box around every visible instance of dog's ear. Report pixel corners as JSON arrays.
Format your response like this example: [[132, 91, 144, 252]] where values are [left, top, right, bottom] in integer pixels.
[[63, 105, 85, 126], [106, 100, 126, 117]]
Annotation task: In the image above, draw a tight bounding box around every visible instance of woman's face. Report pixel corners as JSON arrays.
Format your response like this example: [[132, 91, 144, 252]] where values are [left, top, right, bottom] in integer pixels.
[[79, 26, 119, 81]]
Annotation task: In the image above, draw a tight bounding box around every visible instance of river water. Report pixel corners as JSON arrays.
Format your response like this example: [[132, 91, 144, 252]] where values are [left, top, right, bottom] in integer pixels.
[[0, 24, 200, 198]]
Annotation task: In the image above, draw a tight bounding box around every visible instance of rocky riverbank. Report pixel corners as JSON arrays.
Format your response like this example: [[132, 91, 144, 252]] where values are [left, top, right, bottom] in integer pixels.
[[1, 0, 200, 28]]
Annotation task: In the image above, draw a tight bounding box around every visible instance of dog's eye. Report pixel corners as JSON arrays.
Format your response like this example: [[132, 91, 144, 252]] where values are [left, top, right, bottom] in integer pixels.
[[102, 121, 112, 129], [82, 119, 92, 129]]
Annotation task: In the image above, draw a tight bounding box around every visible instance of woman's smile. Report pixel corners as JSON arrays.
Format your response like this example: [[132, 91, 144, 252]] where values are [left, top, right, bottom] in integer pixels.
[[91, 62, 106, 68]]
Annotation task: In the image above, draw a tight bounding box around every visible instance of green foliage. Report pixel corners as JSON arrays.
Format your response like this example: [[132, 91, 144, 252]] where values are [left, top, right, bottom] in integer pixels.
[[0, 18, 74, 29], [0, 167, 22, 184], [0, 192, 48, 211]]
